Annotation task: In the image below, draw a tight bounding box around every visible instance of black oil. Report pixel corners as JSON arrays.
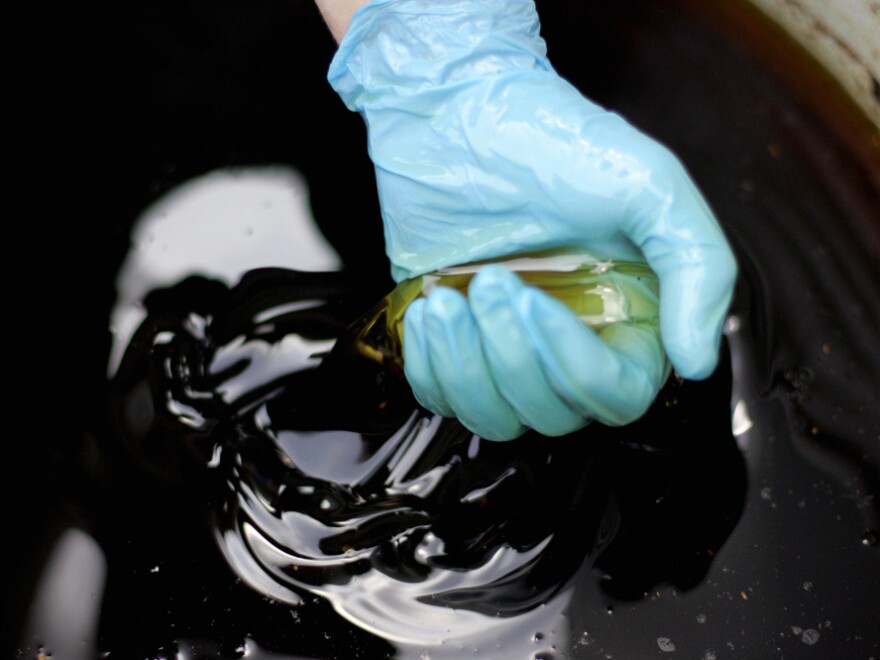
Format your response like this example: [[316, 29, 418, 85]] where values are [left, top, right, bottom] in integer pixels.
[[9, 0, 879, 658]]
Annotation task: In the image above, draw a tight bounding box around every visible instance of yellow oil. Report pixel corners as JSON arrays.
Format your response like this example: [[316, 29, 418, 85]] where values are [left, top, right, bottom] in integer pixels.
[[346, 249, 664, 369]]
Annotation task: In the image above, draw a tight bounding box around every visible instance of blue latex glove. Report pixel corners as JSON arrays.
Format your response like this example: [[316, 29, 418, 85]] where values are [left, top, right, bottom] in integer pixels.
[[328, 0, 737, 440]]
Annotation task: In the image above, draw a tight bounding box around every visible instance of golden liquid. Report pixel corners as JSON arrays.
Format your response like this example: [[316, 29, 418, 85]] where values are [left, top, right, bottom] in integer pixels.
[[347, 249, 664, 369]]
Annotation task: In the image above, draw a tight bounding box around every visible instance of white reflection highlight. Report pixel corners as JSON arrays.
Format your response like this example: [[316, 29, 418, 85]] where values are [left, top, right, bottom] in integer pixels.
[[109, 166, 341, 377], [23, 528, 107, 660], [732, 399, 754, 442]]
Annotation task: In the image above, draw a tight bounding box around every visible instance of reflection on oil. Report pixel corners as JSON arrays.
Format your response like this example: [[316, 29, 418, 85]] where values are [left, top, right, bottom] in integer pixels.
[[21, 529, 106, 660], [109, 166, 341, 377]]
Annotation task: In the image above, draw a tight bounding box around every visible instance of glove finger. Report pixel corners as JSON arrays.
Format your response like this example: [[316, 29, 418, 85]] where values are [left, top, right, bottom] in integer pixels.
[[518, 287, 667, 426], [469, 266, 588, 436], [421, 287, 527, 440], [625, 156, 737, 380], [403, 298, 456, 418], [656, 241, 736, 380]]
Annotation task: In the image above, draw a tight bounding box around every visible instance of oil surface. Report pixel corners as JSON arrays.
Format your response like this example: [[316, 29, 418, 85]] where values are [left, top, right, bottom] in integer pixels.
[[9, 0, 879, 658]]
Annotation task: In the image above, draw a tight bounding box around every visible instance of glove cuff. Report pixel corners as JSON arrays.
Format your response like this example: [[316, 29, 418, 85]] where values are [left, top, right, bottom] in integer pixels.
[[328, 0, 552, 112]]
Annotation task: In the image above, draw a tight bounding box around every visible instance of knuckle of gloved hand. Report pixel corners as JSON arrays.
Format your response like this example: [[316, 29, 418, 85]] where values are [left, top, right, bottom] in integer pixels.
[[533, 415, 589, 438], [639, 142, 687, 190], [715, 242, 740, 288], [601, 401, 648, 428], [467, 414, 525, 442], [600, 373, 655, 427]]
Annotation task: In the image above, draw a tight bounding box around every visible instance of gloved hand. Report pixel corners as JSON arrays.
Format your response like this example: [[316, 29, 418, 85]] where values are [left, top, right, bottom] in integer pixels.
[[328, 0, 737, 440]]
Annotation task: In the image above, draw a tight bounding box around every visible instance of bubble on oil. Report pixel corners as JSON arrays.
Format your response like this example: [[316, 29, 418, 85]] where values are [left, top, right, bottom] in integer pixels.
[[577, 632, 593, 647], [657, 637, 676, 652], [800, 629, 820, 645]]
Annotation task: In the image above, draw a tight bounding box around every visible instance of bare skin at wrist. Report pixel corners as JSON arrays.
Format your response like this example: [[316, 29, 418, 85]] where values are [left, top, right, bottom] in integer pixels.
[[314, 0, 371, 42]]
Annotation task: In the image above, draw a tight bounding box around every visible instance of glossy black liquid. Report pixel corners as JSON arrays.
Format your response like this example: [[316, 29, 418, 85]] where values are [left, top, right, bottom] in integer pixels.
[[9, 0, 879, 658]]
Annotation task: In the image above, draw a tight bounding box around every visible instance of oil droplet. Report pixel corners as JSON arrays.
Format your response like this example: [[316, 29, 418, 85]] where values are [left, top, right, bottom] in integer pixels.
[[801, 629, 820, 645], [657, 637, 676, 652], [861, 531, 877, 546]]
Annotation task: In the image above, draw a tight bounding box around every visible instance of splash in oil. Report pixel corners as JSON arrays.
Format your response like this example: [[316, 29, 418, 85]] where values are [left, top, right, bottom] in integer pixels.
[[105, 266, 744, 657]]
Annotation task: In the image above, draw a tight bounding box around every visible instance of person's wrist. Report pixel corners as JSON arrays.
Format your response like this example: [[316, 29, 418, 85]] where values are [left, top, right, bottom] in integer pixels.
[[314, 0, 373, 42]]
